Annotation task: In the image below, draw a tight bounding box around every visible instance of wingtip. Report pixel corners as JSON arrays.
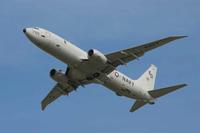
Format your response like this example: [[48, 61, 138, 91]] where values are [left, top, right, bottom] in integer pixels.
[[129, 110, 134, 112], [177, 83, 188, 88], [179, 35, 188, 38], [182, 83, 188, 87], [129, 108, 136, 112], [173, 35, 188, 39], [41, 104, 46, 111]]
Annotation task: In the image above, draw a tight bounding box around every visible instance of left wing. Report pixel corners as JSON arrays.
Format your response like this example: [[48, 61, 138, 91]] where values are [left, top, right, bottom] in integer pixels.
[[102, 36, 187, 73]]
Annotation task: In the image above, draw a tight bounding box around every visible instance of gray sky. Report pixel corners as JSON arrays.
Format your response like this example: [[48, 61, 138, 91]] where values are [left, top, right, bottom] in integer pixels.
[[0, 0, 199, 133]]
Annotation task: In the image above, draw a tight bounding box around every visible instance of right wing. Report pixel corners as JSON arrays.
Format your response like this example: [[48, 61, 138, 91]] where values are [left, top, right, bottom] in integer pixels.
[[102, 36, 187, 74], [42, 67, 94, 111]]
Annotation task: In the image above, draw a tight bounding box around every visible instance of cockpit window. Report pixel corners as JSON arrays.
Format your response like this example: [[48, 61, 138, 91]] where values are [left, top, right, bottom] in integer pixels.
[[64, 40, 67, 44], [33, 30, 39, 36], [34, 27, 39, 30]]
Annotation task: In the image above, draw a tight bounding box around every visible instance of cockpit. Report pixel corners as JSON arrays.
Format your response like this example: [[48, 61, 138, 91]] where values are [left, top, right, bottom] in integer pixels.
[[34, 27, 40, 30]]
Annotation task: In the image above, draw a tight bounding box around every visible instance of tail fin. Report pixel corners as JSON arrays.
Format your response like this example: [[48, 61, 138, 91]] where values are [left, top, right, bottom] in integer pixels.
[[136, 64, 157, 91]]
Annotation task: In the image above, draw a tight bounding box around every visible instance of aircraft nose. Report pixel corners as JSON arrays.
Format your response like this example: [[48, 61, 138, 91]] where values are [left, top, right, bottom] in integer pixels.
[[23, 28, 26, 33]]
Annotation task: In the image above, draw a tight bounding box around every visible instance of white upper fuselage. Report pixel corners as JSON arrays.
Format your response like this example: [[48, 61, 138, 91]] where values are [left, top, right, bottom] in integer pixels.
[[23, 27, 154, 102]]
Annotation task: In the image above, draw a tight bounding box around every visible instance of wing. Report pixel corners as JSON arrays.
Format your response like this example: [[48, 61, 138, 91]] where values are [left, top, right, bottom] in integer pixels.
[[103, 36, 187, 73], [41, 66, 94, 111], [129, 100, 147, 112], [41, 83, 74, 111]]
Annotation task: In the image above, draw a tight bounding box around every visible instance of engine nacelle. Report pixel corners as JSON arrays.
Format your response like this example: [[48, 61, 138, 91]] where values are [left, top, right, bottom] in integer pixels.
[[50, 69, 70, 86], [88, 49, 107, 64]]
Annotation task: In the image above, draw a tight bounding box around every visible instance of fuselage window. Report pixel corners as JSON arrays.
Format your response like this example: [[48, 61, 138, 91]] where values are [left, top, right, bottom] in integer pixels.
[[56, 44, 60, 47], [41, 35, 45, 38]]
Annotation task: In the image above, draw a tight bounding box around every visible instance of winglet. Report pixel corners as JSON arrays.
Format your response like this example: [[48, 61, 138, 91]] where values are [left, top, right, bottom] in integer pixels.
[[41, 101, 47, 111], [172, 35, 188, 39], [164, 35, 188, 42]]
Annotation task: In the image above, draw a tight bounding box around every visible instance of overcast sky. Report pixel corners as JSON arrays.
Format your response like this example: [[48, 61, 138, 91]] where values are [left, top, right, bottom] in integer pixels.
[[0, 0, 199, 133]]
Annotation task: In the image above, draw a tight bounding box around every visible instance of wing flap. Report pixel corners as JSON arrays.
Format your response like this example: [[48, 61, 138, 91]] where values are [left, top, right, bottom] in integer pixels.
[[148, 84, 187, 98]]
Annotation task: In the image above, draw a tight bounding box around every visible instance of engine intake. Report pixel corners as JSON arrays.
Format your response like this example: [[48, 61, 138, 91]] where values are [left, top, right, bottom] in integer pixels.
[[49, 69, 74, 94], [50, 69, 56, 76], [88, 49, 107, 64], [49, 69, 69, 84], [88, 49, 94, 56]]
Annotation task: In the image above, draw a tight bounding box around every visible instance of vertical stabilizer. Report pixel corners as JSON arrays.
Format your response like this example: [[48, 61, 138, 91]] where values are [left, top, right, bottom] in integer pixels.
[[137, 64, 157, 91]]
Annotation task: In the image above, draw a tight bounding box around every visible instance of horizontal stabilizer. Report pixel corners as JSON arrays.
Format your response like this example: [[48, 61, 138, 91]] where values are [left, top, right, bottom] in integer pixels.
[[148, 84, 187, 98], [130, 100, 147, 112]]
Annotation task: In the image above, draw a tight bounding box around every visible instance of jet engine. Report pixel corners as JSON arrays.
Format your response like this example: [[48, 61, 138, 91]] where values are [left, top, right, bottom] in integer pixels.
[[49, 69, 76, 94], [88, 49, 107, 64], [50, 69, 70, 86]]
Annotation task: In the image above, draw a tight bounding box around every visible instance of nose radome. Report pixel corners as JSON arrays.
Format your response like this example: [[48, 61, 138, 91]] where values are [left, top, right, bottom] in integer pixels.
[[23, 28, 26, 33]]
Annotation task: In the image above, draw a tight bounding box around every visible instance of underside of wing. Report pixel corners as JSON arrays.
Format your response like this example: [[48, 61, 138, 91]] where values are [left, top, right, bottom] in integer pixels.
[[41, 83, 66, 111], [103, 36, 187, 73], [41, 66, 95, 111], [41, 83, 76, 111]]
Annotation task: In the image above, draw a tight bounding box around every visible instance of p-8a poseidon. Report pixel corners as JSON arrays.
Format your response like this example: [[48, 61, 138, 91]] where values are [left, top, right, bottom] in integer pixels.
[[23, 27, 187, 112]]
